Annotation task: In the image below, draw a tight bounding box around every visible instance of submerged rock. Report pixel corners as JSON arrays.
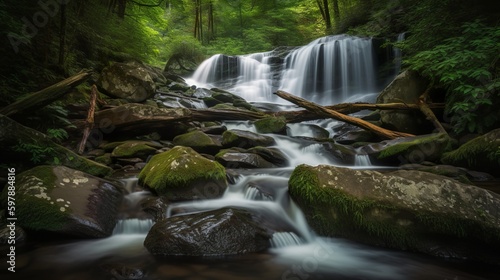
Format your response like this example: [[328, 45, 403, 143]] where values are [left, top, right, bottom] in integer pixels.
[[144, 208, 271, 256], [441, 128, 500, 176], [216, 151, 276, 168], [0, 166, 122, 238], [138, 146, 227, 200], [289, 164, 500, 263]]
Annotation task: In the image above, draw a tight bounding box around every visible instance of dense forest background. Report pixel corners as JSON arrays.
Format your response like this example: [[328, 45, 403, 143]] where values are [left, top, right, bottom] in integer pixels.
[[0, 0, 499, 135]]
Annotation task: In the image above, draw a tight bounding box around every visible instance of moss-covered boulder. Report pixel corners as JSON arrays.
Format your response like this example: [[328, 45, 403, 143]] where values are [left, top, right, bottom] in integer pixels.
[[363, 133, 453, 165], [289, 164, 500, 262], [254, 116, 287, 134], [203, 88, 254, 110], [172, 130, 221, 154], [138, 146, 227, 200], [0, 115, 112, 177], [0, 166, 122, 238], [222, 129, 275, 149], [144, 207, 271, 256], [111, 141, 159, 159], [441, 128, 500, 176]]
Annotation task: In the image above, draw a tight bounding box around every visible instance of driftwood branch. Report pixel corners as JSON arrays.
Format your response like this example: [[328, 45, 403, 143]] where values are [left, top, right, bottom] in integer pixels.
[[78, 84, 98, 154], [0, 71, 92, 116], [275, 90, 414, 140]]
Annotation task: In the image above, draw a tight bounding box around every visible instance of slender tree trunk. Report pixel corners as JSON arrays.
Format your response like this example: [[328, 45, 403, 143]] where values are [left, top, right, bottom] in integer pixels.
[[199, 0, 204, 43], [323, 0, 331, 30], [117, 0, 126, 18], [332, 0, 340, 23], [58, 3, 67, 66]]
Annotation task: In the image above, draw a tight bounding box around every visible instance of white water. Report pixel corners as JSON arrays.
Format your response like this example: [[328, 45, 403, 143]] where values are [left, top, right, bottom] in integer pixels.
[[189, 35, 383, 105], [354, 154, 372, 166]]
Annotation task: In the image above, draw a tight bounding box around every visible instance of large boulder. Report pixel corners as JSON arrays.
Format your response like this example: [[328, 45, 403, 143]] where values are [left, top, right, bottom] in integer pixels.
[[138, 146, 227, 200], [0, 166, 122, 238], [98, 62, 156, 102], [0, 115, 112, 177], [254, 116, 287, 134], [441, 128, 500, 176], [289, 164, 500, 262], [376, 70, 431, 134], [144, 208, 271, 256]]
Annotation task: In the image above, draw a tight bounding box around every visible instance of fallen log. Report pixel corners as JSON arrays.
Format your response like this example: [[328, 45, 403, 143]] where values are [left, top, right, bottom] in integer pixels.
[[78, 84, 98, 154], [0, 70, 92, 116], [418, 88, 448, 135], [274, 102, 445, 123], [275, 90, 414, 140]]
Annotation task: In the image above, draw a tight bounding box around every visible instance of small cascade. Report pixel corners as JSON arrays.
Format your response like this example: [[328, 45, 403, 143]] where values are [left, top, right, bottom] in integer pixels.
[[244, 185, 273, 201], [270, 232, 304, 248], [354, 154, 372, 167], [112, 219, 154, 235], [393, 33, 405, 75]]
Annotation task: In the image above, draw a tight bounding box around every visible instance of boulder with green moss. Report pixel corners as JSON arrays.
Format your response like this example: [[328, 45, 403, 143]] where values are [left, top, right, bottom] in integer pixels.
[[138, 146, 227, 200], [0, 115, 112, 177], [289, 164, 500, 262], [254, 116, 287, 134], [0, 166, 122, 238], [172, 130, 222, 153], [441, 128, 500, 176]]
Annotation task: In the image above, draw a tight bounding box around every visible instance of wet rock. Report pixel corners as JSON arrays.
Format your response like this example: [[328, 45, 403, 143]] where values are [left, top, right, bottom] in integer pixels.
[[172, 130, 222, 154], [144, 208, 271, 256], [98, 62, 156, 102], [141, 196, 169, 222], [0, 115, 112, 177], [138, 146, 227, 201], [0, 166, 122, 238], [289, 164, 500, 263], [441, 128, 500, 176], [247, 146, 289, 167], [0, 224, 26, 244], [377, 70, 431, 134], [222, 129, 275, 149]]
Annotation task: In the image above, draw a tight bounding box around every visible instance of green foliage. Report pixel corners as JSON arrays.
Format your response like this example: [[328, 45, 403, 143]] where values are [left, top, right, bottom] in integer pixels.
[[13, 142, 56, 164], [405, 20, 500, 134]]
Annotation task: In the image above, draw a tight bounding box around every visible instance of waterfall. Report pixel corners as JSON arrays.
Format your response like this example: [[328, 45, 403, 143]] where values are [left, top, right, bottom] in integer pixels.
[[271, 232, 304, 248], [189, 34, 387, 104], [354, 154, 372, 167], [393, 33, 405, 75], [112, 219, 154, 235]]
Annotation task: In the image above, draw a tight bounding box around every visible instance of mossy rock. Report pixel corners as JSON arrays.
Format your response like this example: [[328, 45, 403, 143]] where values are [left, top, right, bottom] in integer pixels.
[[138, 146, 227, 200], [95, 153, 113, 166], [441, 128, 500, 176], [0, 115, 112, 177], [172, 130, 221, 154], [288, 164, 500, 262], [111, 141, 158, 159], [0, 166, 122, 238], [376, 133, 453, 164], [254, 116, 287, 134]]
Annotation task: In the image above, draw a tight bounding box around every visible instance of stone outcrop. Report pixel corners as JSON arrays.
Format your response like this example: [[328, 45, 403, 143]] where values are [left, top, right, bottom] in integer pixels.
[[98, 62, 156, 102], [376, 70, 431, 134], [288, 164, 500, 262], [0, 166, 122, 238]]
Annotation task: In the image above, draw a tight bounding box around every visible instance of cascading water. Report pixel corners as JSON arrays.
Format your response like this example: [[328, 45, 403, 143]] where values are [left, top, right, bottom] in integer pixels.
[[188, 34, 386, 105]]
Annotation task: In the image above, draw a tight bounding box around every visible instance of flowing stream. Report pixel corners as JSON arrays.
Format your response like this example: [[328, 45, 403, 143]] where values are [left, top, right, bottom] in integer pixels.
[[7, 34, 499, 279]]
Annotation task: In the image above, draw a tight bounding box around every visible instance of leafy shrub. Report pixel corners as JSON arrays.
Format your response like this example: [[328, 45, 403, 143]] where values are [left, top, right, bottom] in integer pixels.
[[405, 20, 500, 134]]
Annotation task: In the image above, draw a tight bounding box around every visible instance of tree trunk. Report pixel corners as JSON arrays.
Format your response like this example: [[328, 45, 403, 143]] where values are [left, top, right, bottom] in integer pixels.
[[275, 90, 414, 139], [332, 0, 340, 23], [0, 71, 92, 116], [418, 88, 448, 135]]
